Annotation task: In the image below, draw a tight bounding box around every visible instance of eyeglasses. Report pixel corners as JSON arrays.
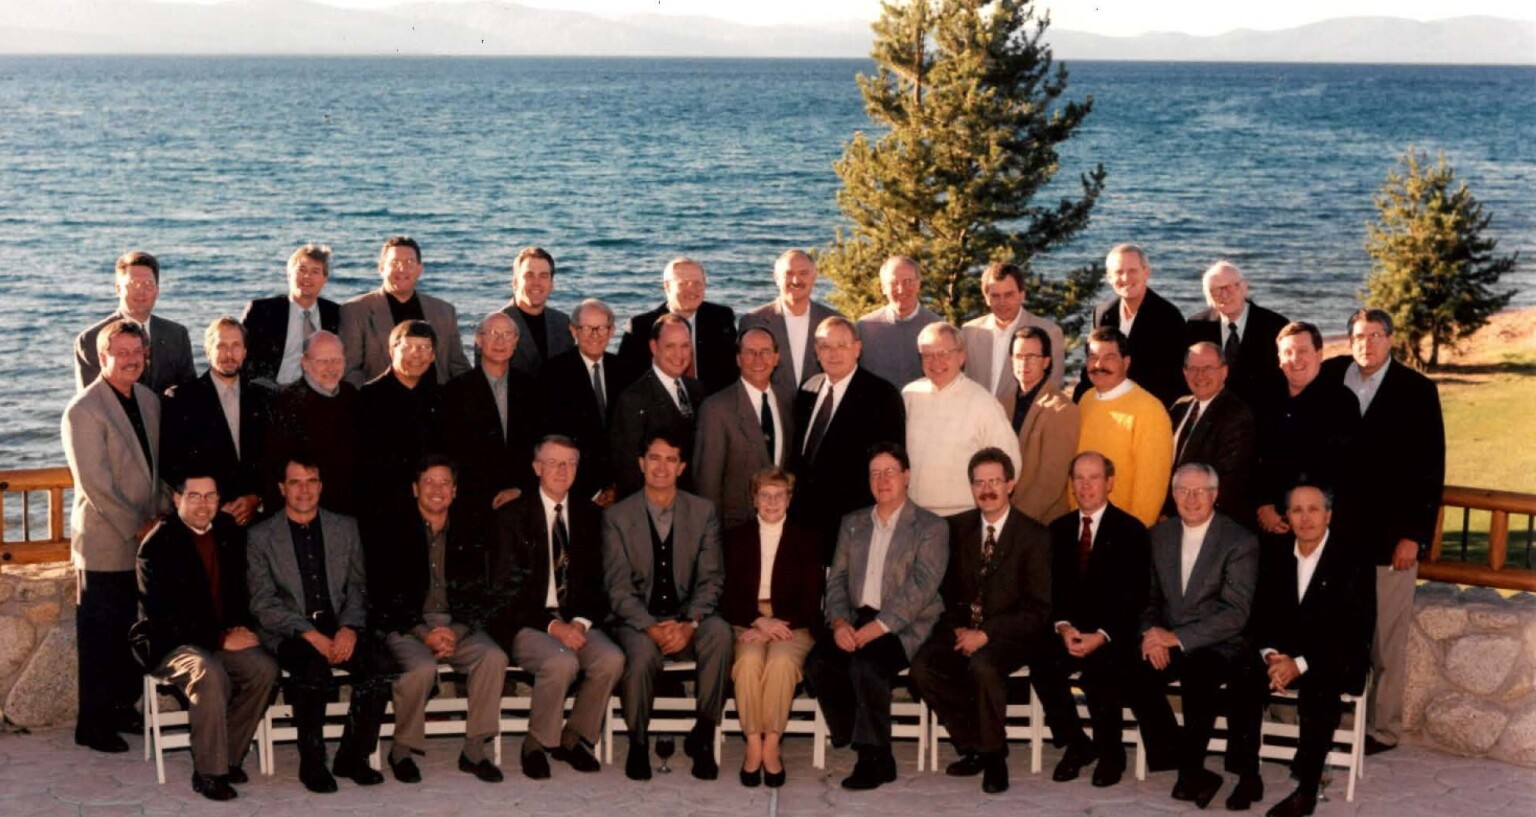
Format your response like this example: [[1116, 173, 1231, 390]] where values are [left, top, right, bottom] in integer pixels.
[[755, 489, 790, 503], [869, 468, 904, 480], [538, 458, 578, 471], [1012, 353, 1045, 363], [575, 325, 613, 336], [1171, 486, 1216, 498], [1351, 331, 1389, 343], [480, 330, 517, 342], [970, 478, 1009, 491], [920, 348, 959, 361], [396, 342, 435, 355], [181, 491, 220, 503]]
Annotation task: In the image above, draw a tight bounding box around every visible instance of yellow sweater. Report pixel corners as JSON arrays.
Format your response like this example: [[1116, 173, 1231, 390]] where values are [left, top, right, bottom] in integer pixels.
[[1074, 383, 1174, 526]]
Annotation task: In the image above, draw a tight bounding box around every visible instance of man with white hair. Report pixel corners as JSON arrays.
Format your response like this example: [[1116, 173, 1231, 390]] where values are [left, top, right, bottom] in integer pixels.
[[617, 257, 739, 394], [856, 256, 944, 389], [1185, 260, 1289, 411]]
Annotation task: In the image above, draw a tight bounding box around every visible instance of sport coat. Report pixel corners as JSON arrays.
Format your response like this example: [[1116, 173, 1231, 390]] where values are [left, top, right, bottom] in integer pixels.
[[75, 311, 196, 395], [442, 365, 540, 524], [824, 501, 949, 659], [1001, 384, 1080, 524], [720, 519, 825, 630], [240, 295, 341, 384], [616, 300, 740, 395], [1163, 389, 1258, 526], [1185, 300, 1289, 411], [246, 509, 368, 652], [937, 508, 1051, 651], [601, 490, 724, 632], [1048, 503, 1149, 646], [788, 367, 906, 548], [488, 492, 610, 643], [609, 368, 704, 498], [961, 310, 1067, 396], [62, 378, 165, 572], [1077, 288, 1188, 406], [1143, 512, 1258, 657], [355, 371, 446, 517], [738, 298, 842, 398], [132, 512, 256, 668], [159, 372, 275, 502], [1250, 531, 1374, 693], [498, 301, 575, 378], [692, 380, 795, 529], [539, 348, 623, 502], [1254, 377, 1360, 513], [338, 287, 472, 388], [363, 506, 491, 636]]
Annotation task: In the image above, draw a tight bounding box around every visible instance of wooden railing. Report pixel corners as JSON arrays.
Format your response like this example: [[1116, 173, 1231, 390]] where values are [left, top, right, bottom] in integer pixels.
[[0, 466, 73, 565]]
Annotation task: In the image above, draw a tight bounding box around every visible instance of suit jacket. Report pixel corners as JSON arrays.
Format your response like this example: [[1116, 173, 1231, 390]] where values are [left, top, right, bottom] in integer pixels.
[[538, 348, 622, 502], [824, 501, 950, 659], [488, 492, 610, 643], [1001, 384, 1080, 524], [61, 378, 165, 572], [75, 311, 196, 395], [609, 368, 704, 498], [363, 506, 491, 636], [1185, 300, 1289, 411], [498, 301, 575, 378], [616, 300, 739, 395], [936, 508, 1051, 651], [720, 519, 825, 631], [1143, 512, 1258, 657], [240, 295, 341, 384], [132, 512, 256, 668], [1163, 389, 1258, 527], [1250, 531, 1374, 694], [260, 378, 360, 517], [788, 367, 906, 549], [1048, 503, 1149, 646], [601, 490, 724, 632], [738, 299, 843, 399], [1254, 377, 1360, 513], [338, 287, 472, 388], [159, 372, 275, 502], [961, 310, 1067, 395], [442, 365, 540, 527], [246, 509, 368, 652], [1077, 288, 1188, 406], [692, 380, 796, 529], [1321, 356, 1445, 565]]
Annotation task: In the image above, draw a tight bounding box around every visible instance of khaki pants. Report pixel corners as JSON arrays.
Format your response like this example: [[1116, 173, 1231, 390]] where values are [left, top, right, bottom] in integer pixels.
[[731, 602, 814, 735]]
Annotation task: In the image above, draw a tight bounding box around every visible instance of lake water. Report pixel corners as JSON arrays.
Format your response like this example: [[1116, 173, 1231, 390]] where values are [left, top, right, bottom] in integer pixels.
[[2, 57, 1532, 467]]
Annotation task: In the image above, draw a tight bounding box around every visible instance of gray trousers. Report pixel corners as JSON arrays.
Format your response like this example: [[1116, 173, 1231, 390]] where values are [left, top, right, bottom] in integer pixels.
[[612, 615, 731, 741], [510, 627, 624, 751], [153, 644, 278, 776], [1369, 564, 1416, 745], [386, 628, 508, 763]]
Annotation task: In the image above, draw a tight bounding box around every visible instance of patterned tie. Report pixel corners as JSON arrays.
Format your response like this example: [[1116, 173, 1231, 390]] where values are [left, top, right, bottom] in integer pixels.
[[760, 391, 776, 463], [552, 503, 570, 609], [1079, 515, 1094, 576], [970, 524, 997, 629], [1175, 400, 1201, 461], [1225, 322, 1241, 368], [302, 308, 317, 339], [592, 361, 608, 418], [802, 384, 834, 462], [675, 379, 693, 419]]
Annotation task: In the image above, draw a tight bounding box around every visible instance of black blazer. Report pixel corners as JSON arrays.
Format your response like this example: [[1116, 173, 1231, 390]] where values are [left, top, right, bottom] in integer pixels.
[[442, 365, 540, 526], [1164, 389, 1258, 527], [1047, 503, 1150, 647], [1077, 287, 1188, 406], [608, 368, 704, 498], [720, 519, 825, 631], [131, 512, 256, 668], [538, 348, 623, 502], [616, 300, 740, 396], [1250, 532, 1374, 693], [1185, 300, 1289, 411], [937, 508, 1052, 650], [487, 492, 610, 643], [1254, 377, 1360, 513], [240, 295, 341, 384], [355, 371, 446, 518], [364, 507, 492, 635], [160, 372, 275, 502]]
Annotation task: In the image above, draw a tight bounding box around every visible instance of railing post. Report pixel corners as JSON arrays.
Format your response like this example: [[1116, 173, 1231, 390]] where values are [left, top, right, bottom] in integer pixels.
[[1489, 510, 1510, 571], [50, 487, 65, 544], [1431, 505, 1446, 561]]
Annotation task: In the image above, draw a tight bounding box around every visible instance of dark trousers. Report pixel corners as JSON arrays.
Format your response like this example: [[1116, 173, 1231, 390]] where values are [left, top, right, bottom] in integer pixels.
[[76, 569, 141, 740], [1228, 659, 1352, 790], [803, 608, 910, 755], [909, 632, 1028, 756], [610, 615, 732, 742], [1126, 645, 1241, 775], [1029, 637, 1130, 768], [275, 631, 395, 765]]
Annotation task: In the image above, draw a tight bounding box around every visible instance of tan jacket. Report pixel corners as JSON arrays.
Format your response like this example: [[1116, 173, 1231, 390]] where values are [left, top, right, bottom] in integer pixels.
[[1001, 384, 1080, 525]]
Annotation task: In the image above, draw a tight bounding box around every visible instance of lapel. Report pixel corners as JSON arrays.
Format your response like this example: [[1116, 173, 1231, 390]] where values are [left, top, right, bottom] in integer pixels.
[[319, 511, 349, 609], [1359, 360, 1398, 424], [504, 304, 542, 367], [97, 382, 154, 484], [671, 495, 696, 588], [845, 510, 873, 603], [624, 496, 657, 586], [525, 496, 551, 592], [730, 382, 769, 460], [265, 515, 304, 604], [881, 503, 916, 593], [368, 290, 394, 344], [1182, 518, 1223, 602]]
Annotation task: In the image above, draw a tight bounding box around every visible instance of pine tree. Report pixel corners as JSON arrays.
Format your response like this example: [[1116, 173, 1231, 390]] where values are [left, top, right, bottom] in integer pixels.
[[1364, 149, 1517, 369], [819, 0, 1106, 331]]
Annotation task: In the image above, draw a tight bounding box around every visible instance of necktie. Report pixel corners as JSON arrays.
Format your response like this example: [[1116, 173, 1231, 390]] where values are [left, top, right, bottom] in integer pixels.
[[552, 503, 570, 609], [1225, 322, 1241, 368], [1175, 400, 1201, 461], [1078, 515, 1094, 576], [675, 379, 693, 419], [802, 384, 834, 462], [592, 361, 608, 418], [760, 391, 776, 463], [302, 308, 317, 339], [970, 524, 997, 629]]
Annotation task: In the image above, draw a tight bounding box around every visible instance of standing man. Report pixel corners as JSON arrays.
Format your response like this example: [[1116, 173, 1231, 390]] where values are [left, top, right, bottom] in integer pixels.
[[693, 326, 793, 529], [339, 235, 472, 387], [540, 298, 624, 505], [738, 249, 843, 398], [63, 320, 167, 753], [1322, 308, 1444, 757], [490, 435, 623, 779], [962, 262, 1067, 396], [133, 473, 278, 800], [1075, 327, 1175, 526], [1185, 260, 1289, 412], [855, 256, 944, 389], [805, 442, 949, 790], [617, 257, 739, 394], [609, 313, 704, 498], [498, 246, 574, 376], [909, 448, 1050, 794], [1078, 244, 1187, 406], [1164, 341, 1258, 527], [262, 331, 359, 516], [1003, 327, 1080, 525], [356, 320, 446, 520], [241, 244, 341, 385], [75, 250, 195, 394], [602, 432, 732, 782]]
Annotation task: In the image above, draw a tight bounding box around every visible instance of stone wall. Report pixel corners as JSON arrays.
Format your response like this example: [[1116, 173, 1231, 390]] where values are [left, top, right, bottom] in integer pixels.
[[0, 563, 77, 729], [1406, 582, 1536, 767]]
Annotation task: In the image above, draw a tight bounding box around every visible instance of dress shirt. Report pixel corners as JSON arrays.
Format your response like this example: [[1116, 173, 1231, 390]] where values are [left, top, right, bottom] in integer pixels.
[[1119, 299, 1139, 337], [757, 516, 784, 601], [651, 364, 689, 413], [1342, 359, 1390, 416], [1259, 531, 1331, 676], [540, 489, 592, 630], [420, 517, 452, 633], [1057, 504, 1109, 638], [109, 384, 155, 470], [741, 379, 785, 465], [386, 290, 425, 326], [860, 502, 904, 613], [783, 306, 810, 383], [278, 299, 314, 384], [213, 376, 241, 458], [1179, 516, 1213, 595], [1222, 302, 1251, 344], [803, 370, 853, 448], [985, 312, 1023, 395], [287, 517, 334, 626]]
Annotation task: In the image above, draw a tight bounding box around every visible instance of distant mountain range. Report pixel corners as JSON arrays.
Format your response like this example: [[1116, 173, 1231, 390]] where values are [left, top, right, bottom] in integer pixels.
[[0, 1, 1532, 64]]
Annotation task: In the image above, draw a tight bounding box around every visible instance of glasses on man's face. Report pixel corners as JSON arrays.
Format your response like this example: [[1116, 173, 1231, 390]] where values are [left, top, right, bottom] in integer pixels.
[[1351, 331, 1388, 343], [397, 341, 434, 355], [1012, 353, 1045, 364], [576, 324, 613, 336], [971, 478, 1008, 491], [481, 330, 517, 342], [181, 491, 220, 504], [1171, 486, 1216, 499], [920, 348, 959, 362], [539, 458, 577, 471], [869, 468, 903, 481]]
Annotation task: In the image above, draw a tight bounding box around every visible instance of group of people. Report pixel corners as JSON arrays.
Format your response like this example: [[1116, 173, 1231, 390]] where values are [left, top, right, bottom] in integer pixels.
[[60, 237, 1444, 817]]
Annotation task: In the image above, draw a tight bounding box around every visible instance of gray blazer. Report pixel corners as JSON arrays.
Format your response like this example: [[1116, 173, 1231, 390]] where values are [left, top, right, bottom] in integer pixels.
[[738, 299, 842, 399], [692, 380, 795, 529], [246, 509, 369, 652], [959, 309, 1066, 396], [338, 287, 473, 388], [498, 300, 575, 377], [1142, 512, 1258, 656], [75, 312, 196, 394], [61, 379, 165, 572], [601, 490, 724, 632], [824, 502, 950, 659]]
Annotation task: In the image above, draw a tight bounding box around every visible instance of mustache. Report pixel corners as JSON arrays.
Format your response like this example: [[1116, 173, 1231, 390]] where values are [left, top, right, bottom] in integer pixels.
[[1089, 367, 1111, 376], [978, 491, 998, 502]]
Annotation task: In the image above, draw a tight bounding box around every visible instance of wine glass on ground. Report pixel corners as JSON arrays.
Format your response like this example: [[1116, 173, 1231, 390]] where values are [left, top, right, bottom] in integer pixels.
[[656, 735, 675, 774]]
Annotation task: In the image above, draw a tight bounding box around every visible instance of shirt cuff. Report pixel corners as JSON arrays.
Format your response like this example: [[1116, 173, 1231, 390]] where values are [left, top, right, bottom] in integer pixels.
[[572, 617, 592, 631], [1096, 629, 1110, 642], [875, 619, 890, 634], [1294, 656, 1309, 676], [1259, 647, 1277, 660]]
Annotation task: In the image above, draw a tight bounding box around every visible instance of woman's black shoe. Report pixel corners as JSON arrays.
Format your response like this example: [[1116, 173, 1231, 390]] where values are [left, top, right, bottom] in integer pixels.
[[764, 767, 786, 788], [739, 765, 762, 787]]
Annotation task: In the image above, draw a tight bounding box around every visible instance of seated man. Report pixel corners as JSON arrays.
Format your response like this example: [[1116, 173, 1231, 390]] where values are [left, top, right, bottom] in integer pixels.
[[804, 442, 949, 791], [602, 431, 731, 781], [1128, 463, 1259, 808], [134, 473, 278, 800], [366, 455, 510, 784]]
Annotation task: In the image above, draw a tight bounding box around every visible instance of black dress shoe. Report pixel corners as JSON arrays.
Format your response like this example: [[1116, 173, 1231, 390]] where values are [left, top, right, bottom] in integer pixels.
[[226, 765, 249, 785], [299, 760, 338, 794], [550, 743, 602, 773], [75, 730, 129, 754], [1226, 773, 1264, 810], [739, 765, 762, 787], [946, 752, 986, 777], [334, 755, 385, 786], [763, 766, 786, 788], [462, 754, 505, 783], [981, 755, 1009, 794], [1092, 761, 1125, 788], [626, 741, 652, 781], [1265, 787, 1317, 817], [387, 754, 421, 784], [1364, 736, 1396, 756], [683, 726, 718, 781], [1052, 742, 1097, 782], [521, 749, 552, 780], [841, 755, 885, 791], [192, 772, 238, 801], [1173, 769, 1224, 809]]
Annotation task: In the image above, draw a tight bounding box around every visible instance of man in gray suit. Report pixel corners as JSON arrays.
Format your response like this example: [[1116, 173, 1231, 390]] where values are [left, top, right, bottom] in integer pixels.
[[498, 246, 574, 376], [1127, 462, 1259, 809], [738, 249, 843, 398], [247, 457, 394, 793], [62, 319, 168, 753], [75, 250, 196, 394], [961, 262, 1067, 397], [804, 441, 950, 791], [339, 235, 472, 387], [601, 431, 731, 782], [692, 326, 794, 529]]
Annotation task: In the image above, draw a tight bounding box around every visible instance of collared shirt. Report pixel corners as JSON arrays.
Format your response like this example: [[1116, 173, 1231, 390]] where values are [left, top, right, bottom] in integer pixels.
[[757, 516, 785, 601], [1258, 530, 1331, 676], [421, 517, 452, 629], [484, 366, 508, 440], [1342, 359, 1390, 416], [986, 311, 1024, 395], [1119, 299, 1139, 337], [109, 383, 155, 470], [287, 516, 334, 625], [537, 489, 591, 629], [212, 376, 241, 458], [783, 304, 810, 384], [645, 495, 675, 543], [860, 502, 905, 610], [1057, 504, 1110, 638], [1180, 516, 1214, 595], [1173, 394, 1215, 455], [1094, 377, 1136, 402], [980, 507, 1010, 552], [803, 368, 854, 448], [741, 379, 785, 465], [1222, 302, 1251, 344], [277, 299, 316, 384], [652, 364, 689, 414], [386, 290, 425, 326]]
